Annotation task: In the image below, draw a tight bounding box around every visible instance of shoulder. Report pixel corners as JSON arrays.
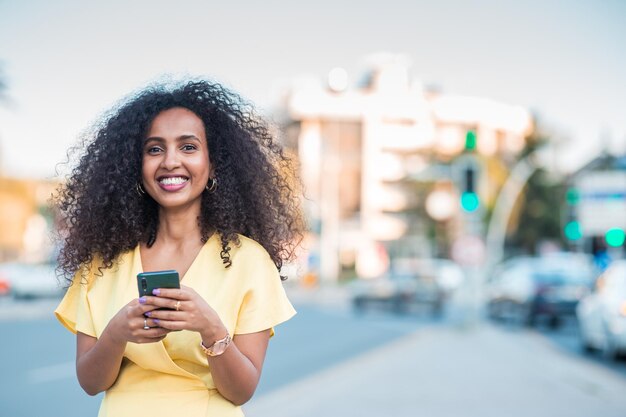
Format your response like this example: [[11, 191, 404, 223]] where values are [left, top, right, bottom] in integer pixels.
[[231, 234, 272, 261], [224, 234, 279, 279], [70, 256, 102, 286], [72, 248, 135, 286]]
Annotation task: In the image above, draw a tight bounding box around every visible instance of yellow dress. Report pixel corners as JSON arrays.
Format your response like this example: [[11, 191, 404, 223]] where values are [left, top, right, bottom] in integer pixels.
[[55, 234, 296, 417]]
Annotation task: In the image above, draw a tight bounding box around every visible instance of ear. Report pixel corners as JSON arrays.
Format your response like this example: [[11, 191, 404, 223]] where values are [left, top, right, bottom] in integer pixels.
[[209, 161, 216, 178], [205, 148, 216, 177]]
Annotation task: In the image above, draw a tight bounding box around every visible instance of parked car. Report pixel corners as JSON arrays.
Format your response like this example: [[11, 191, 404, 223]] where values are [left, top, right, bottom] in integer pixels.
[[351, 258, 455, 316], [577, 259, 626, 359], [486, 253, 595, 328], [394, 257, 465, 295], [0, 262, 64, 300], [0, 275, 10, 296]]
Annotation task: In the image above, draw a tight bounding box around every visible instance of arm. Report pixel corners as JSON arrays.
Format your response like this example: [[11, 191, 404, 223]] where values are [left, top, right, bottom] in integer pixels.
[[76, 330, 125, 395], [76, 300, 170, 395], [203, 329, 270, 405], [145, 287, 271, 405]]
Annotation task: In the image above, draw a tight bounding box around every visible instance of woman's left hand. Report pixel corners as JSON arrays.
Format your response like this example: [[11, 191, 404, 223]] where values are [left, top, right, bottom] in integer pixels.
[[141, 285, 226, 341]]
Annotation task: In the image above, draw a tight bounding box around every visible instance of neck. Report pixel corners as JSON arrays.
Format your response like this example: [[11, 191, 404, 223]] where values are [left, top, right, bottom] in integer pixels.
[[156, 205, 203, 245]]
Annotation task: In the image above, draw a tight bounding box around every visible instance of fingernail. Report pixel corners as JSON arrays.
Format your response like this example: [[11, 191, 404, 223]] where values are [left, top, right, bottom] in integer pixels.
[[153, 319, 160, 325], [144, 311, 151, 317], [139, 296, 146, 304], [152, 289, 161, 296]]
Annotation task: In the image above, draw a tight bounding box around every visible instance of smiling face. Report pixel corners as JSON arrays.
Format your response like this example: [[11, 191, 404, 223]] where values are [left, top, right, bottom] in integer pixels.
[[142, 107, 211, 212]]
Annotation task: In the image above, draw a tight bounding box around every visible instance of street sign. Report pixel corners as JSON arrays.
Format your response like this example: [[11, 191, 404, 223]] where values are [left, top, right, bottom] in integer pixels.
[[576, 172, 626, 235], [451, 235, 485, 267]]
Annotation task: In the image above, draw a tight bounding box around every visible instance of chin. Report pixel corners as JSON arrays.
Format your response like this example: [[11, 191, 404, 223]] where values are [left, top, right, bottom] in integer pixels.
[[155, 197, 203, 211]]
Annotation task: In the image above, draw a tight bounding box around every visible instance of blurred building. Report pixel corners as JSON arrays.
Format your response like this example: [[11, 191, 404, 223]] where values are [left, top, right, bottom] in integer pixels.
[[282, 54, 533, 281], [564, 152, 626, 263], [0, 177, 58, 262]]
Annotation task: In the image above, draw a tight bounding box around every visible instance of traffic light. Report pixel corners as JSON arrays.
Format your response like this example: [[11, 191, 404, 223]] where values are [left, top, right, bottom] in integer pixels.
[[465, 130, 477, 151], [605, 228, 625, 247], [564, 221, 582, 241], [565, 187, 580, 205], [460, 165, 480, 212]]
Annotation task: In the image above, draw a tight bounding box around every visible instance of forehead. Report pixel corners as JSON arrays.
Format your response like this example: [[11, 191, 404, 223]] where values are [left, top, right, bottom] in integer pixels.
[[147, 107, 206, 137]]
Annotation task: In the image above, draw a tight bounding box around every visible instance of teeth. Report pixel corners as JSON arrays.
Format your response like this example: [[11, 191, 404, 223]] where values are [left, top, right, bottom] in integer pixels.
[[159, 177, 187, 185]]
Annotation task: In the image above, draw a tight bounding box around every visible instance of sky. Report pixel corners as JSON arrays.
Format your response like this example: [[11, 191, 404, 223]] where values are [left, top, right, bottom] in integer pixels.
[[0, 0, 625, 178]]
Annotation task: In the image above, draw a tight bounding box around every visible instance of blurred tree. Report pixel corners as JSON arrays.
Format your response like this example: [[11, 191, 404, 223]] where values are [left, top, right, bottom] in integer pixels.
[[507, 124, 566, 255], [509, 168, 565, 254]]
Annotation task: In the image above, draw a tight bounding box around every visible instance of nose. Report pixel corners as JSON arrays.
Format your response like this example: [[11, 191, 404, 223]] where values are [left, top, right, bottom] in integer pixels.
[[161, 148, 181, 170]]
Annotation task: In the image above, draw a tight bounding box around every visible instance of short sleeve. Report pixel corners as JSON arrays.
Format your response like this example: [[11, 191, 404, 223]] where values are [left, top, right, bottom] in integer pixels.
[[54, 267, 97, 337], [234, 247, 296, 336]]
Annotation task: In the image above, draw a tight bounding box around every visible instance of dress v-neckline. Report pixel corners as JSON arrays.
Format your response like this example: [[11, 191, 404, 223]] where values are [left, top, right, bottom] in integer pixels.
[[136, 234, 215, 283]]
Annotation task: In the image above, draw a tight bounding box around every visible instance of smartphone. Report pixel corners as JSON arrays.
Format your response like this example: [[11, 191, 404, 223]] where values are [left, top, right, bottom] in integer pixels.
[[137, 270, 180, 298]]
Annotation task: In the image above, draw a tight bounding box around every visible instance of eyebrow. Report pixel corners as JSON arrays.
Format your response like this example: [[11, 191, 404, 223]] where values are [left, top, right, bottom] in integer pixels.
[[144, 134, 202, 144]]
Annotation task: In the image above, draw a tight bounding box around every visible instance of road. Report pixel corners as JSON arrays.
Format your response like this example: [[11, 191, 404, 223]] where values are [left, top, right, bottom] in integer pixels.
[[533, 316, 626, 379], [0, 294, 427, 417], [1, 289, 626, 417], [247, 293, 626, 417]]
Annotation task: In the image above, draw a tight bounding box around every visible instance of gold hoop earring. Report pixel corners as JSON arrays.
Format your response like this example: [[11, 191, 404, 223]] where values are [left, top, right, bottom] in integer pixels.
[[136, 182, 146, 196], [206, 178, 217, 193]]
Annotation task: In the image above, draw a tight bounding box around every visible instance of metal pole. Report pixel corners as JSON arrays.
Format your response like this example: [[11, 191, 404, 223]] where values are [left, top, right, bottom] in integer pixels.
[[484, 156, 537, 277]]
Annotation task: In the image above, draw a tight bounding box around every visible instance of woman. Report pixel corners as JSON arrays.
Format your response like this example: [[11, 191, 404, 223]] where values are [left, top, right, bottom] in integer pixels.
[[54, 80, 304, 417]]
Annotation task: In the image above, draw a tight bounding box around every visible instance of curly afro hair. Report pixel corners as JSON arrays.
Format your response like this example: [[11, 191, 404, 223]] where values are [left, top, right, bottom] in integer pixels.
[[55, 79, 304, 282]]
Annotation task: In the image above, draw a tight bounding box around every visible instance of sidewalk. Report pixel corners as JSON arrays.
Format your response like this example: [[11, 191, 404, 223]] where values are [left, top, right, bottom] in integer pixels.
[[246, 286, 626, 417]]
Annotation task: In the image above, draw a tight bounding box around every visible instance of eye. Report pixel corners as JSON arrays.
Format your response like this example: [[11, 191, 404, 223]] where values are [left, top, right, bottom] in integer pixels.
[[181, 144, 198, 152], [145, 146, 163, 155]]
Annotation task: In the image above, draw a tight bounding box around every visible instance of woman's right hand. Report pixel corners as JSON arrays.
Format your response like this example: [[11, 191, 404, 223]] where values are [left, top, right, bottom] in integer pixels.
[[106, 298, 171, 345], [76, 298, 170, 395]]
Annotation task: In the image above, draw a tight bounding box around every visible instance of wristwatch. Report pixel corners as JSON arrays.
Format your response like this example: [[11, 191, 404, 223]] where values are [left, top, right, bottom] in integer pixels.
[[201, 333, 232, 357]]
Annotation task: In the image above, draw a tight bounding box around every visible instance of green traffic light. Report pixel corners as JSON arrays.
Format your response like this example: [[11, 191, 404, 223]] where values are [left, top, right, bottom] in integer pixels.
[[564, 221, 582, 240], [605, 228, 625, 247], [465, 130, 477, 151], [460, 192, 480, 212], [565, 188, 580, 205]]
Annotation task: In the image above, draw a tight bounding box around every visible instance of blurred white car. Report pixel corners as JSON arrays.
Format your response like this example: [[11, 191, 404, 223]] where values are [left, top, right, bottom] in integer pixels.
[[0, 262, 64, 299], [577, 259, 626, 359], [352, 272, 445, 316], [351, 258, 463, 316], [393, 257, 465, 294], [486, 253, 596, 327]]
